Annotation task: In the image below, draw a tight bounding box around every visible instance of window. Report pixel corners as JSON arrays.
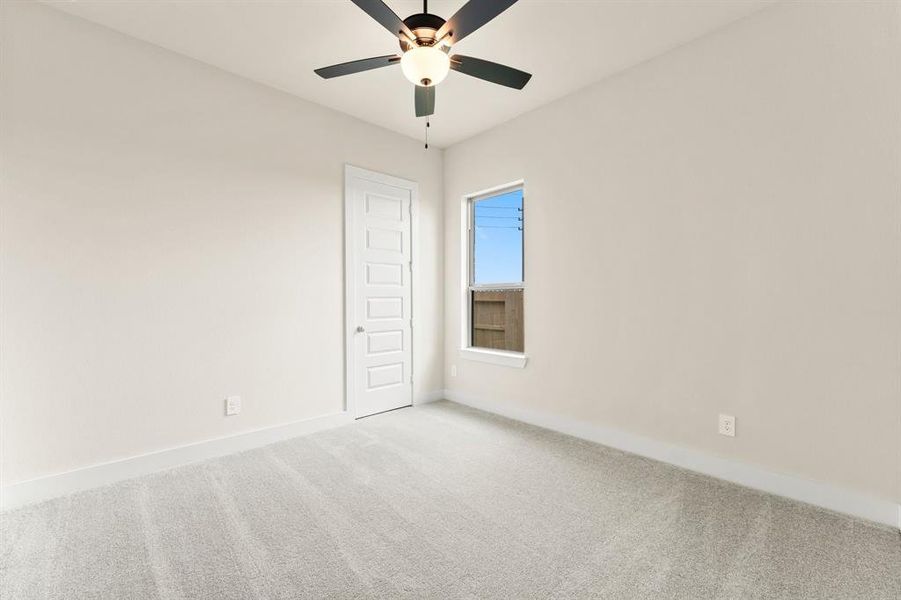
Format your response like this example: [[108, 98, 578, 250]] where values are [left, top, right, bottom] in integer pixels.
[[466, 185, 524, 356]]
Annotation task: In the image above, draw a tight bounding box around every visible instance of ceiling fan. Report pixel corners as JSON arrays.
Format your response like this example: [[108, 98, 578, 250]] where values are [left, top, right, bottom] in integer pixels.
[[314, 0, 531, 120]]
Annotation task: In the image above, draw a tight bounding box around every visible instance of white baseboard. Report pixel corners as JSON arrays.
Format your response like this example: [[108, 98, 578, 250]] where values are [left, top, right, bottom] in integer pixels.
[[1, 410, 353, 512], [414, 389, 446, 405], [444, 389, 901, 530], [7, 394, 897, 530]]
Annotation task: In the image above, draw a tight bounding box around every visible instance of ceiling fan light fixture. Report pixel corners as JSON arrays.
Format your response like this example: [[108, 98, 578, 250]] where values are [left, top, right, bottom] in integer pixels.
[[400, 45, 449, 87], [315, 0, 531, 121]]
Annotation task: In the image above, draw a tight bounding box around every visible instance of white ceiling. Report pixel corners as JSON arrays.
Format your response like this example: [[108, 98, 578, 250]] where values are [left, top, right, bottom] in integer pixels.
[[46, 0, 774, 148]]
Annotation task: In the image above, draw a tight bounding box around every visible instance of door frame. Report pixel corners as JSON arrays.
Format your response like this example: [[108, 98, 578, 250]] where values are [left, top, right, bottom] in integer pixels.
[[344, 164, 418, 419]]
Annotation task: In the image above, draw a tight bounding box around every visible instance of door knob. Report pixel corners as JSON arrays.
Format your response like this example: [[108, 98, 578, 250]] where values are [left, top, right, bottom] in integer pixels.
[[356, 325, 365, 333]]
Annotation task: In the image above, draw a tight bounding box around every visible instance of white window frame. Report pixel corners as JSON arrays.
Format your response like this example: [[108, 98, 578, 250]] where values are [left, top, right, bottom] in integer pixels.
[[459, 181, 528, 368]]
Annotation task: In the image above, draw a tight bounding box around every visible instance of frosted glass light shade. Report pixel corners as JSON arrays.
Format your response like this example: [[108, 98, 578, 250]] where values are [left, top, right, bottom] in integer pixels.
[[400, 46, 450, 87]]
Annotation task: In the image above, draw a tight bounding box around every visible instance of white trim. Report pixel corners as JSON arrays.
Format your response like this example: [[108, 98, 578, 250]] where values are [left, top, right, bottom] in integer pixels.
[[467, 180, 526, 202], [443, 390, 901, 530], [470, 283, 524, 291], [460, 347, 528, 368], [1, 411, 352, 512], [459, 194, 470, 352], [344, 165, 418, 420], [460, 180, 527, 358]]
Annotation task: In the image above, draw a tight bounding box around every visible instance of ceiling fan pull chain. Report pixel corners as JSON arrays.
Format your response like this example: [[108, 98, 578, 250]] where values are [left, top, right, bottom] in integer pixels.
[[425, 117, 430, 149]]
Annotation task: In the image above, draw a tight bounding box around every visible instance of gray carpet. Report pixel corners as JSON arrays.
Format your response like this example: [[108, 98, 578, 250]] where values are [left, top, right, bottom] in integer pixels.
[[1, 401, 899, 599]]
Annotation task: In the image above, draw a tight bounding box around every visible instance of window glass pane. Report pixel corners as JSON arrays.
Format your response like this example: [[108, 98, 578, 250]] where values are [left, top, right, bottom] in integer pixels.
[[471, 289, 524, 352], [472, 189, 523, 285]]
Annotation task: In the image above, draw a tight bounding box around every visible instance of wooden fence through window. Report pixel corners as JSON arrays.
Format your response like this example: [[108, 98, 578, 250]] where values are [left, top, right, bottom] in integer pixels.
[[471, 289, 524, 352]]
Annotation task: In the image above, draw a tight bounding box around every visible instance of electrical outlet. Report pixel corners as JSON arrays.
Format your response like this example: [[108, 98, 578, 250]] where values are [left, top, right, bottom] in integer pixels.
[[718, 414, 735, 437], [225, 396, 241, 416], [451, 365, 457, 377]]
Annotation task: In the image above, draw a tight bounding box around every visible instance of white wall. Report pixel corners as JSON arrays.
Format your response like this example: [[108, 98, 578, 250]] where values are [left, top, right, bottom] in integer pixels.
[[444, 1, 901, 505], [3, 0, 899, 515], [0, 1, 443, 485]]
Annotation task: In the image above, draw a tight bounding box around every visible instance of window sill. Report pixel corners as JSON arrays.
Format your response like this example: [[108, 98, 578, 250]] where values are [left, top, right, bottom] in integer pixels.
[[459, 347, 528, 368]]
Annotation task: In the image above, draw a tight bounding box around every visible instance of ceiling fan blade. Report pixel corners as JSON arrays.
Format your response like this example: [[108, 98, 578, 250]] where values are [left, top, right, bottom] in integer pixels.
[[415, 85, 435, 117], [350, 0, 416, 41], [450, 55, 532, 89], [436, 0, 519, 45], [314, 55, 400, 79]]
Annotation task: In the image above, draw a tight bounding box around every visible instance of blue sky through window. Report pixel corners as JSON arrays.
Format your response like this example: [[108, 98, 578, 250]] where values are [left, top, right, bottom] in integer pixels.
[[473, 189, 523, 284]]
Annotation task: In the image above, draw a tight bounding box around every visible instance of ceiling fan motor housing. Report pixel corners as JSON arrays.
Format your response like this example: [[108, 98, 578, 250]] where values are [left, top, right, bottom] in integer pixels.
[[314, 0, 532, 121], [400, 13, 447, 51]]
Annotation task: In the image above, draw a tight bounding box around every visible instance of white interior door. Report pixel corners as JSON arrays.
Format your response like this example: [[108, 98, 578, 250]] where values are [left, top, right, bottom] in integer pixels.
[[345, 166, 414, 419]]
